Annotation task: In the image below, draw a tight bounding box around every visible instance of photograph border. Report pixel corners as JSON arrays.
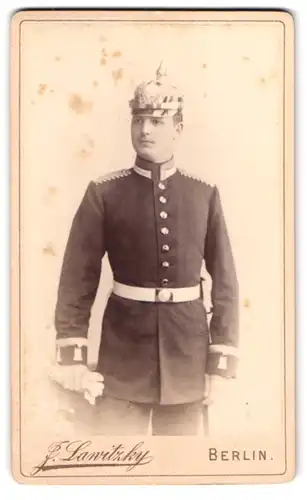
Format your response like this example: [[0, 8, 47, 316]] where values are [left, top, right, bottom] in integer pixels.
[[10, 9, 295, 484]]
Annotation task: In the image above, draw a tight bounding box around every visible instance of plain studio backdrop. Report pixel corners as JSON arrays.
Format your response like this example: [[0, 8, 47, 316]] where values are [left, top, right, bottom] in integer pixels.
[[19, 20, 284, 449]]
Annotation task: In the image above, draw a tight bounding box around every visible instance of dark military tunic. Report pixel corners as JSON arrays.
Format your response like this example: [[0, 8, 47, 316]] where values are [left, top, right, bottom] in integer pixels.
[[55, 157, 239, 405]]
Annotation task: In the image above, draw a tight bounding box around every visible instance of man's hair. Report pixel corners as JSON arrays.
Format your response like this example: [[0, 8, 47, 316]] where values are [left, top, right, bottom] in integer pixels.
[[173, 110, 183, 125]]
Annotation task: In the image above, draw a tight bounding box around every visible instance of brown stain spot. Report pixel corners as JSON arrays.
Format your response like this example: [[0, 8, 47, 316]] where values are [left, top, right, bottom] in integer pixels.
[[100, 57, 107, 66], [243, 56, 250, 62], [203, 93, 208, 98], [48, 186, 57, 196], [31, 100, 36, 105], [101, 48, 108, 57], [49, 89, 54, 93], [55, 56, 62, 62], [79, 148, 92, 159], [100, 36, 108, 42], [112, 50, 122, 58], [245, 402, 250, 418], [112, 68, 123, 84], [243, 299, 250, 308], [43, 243, 56, 257], [92, 80, 99, 87], [202, 63, 207, 69], [259, 71, 278, 86], [223, 23, 232, 30], [38, 84, 48, 95], [69, 94, 93, 114]]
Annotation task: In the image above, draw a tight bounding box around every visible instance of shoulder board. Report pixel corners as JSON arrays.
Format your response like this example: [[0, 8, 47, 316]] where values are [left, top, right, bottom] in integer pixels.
[[178, 168, 210, 185], [94, 168, 132, 185]]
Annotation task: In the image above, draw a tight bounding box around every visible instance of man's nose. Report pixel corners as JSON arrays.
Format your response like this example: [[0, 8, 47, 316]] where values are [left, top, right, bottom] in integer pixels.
[[140, 120, 152, 135]]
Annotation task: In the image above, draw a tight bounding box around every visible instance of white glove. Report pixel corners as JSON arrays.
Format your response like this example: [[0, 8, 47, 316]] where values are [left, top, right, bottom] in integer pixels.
[[48, 363, 104, 405]]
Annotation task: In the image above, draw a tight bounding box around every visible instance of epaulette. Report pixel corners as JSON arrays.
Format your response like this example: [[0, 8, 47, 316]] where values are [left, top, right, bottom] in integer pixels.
[[178, 168, 211, 185], [94, 168, 132, 185]]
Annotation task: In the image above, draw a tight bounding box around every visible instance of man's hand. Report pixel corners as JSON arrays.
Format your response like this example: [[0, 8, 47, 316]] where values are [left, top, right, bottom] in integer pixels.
[[48, 364, 104, 404]]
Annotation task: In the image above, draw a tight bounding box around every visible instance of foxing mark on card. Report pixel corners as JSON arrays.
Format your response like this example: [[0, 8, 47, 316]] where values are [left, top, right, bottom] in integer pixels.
[[69, 94, 93, 114]]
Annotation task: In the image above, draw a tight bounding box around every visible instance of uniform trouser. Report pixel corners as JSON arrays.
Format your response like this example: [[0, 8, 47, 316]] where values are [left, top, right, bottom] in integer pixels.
[[94, 395, 205, 436]]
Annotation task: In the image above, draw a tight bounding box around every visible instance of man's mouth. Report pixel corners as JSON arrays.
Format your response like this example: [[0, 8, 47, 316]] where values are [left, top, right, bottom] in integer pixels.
[[139, 140, 154, 145]]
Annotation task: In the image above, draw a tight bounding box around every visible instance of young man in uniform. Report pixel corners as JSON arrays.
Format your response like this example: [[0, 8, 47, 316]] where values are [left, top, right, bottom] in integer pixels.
[[50, 64, 239, 435]]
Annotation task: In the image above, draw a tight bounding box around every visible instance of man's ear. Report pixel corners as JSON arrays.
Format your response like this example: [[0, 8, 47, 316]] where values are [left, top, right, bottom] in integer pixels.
[[175, 121, 183, 136]]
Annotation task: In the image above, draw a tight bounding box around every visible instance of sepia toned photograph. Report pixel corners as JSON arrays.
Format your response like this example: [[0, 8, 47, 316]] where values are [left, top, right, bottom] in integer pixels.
[[11, 9, 295, 484]]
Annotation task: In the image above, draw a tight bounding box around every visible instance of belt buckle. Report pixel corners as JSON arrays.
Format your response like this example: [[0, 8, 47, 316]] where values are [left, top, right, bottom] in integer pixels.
[[156, 288, 174, 303]]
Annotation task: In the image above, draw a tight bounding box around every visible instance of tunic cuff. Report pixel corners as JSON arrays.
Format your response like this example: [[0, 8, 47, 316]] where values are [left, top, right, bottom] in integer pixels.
[[56, 337, 88, 365], [206, 344, 239, 378]]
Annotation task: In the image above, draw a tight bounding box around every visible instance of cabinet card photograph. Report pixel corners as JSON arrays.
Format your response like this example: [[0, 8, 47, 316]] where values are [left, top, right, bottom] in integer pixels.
[[11, 9, 295, 485]]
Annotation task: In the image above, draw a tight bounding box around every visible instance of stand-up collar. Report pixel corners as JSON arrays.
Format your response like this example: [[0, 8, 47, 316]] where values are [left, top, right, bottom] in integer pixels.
[[133, 155, 177, 181]]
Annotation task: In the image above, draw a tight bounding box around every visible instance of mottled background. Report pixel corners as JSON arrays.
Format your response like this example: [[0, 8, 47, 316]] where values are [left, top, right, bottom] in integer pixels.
[[19, 19, 285, 457]]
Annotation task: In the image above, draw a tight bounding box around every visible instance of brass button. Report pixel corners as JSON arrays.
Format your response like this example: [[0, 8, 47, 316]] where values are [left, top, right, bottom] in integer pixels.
[[162, 261, 170, 268], [158, 182, 166, 190], [160, 211, 168, 219], [162, 244, 170, 252], [159, 196, 167, 204], [161, 227, 169, 235]]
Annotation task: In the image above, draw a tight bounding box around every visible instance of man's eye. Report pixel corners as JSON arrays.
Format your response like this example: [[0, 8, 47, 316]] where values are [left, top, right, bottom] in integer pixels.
[[152, 119, 161, 126], [133, 117, 142, 124]]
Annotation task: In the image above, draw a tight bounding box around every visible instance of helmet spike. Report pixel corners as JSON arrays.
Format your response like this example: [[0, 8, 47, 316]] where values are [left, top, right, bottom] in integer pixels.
[[156, 60, 168, 82]]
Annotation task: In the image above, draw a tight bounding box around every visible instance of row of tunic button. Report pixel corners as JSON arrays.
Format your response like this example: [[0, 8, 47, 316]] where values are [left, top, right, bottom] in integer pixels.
[[158, 182, 170, 286]]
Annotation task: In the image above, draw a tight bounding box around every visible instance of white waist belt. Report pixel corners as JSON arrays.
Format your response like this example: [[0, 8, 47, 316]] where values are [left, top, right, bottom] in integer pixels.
[[113, 281, 200, 303]]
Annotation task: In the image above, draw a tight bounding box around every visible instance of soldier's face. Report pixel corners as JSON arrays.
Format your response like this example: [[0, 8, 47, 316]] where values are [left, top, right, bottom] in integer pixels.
[[131, 115, 183, 163]]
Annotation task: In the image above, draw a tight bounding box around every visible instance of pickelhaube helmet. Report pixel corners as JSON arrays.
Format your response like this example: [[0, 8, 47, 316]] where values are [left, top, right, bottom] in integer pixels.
[[129, 61, 184, 117]]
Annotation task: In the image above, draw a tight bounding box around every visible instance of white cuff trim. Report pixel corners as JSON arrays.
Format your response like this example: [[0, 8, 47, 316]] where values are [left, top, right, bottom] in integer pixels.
[[209, 344, 239, 357], [56, 337, 88, 348]]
